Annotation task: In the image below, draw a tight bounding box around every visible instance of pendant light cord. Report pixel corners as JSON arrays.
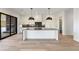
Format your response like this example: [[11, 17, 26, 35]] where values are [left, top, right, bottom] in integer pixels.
[[30, 8, 32, 17], [48, 8, 50, 17]]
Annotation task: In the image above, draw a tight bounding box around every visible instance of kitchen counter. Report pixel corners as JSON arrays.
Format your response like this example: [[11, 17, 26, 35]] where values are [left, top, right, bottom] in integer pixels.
[[22, 28, 59, 40]]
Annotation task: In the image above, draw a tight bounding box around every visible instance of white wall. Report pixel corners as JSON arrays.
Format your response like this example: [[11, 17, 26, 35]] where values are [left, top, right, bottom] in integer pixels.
[[0, 8, 22, 33], [73, 8, 79, 42], [64, 9, 73, 35]]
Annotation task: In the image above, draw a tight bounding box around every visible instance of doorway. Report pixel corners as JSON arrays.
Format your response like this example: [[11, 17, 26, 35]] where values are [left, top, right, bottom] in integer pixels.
[[59, 18, 62, 34]]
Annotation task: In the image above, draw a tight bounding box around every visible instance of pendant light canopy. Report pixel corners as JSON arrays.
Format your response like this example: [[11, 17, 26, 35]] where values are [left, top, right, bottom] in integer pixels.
[[46, 8, 52, 20], [28, 8, 34, 20]]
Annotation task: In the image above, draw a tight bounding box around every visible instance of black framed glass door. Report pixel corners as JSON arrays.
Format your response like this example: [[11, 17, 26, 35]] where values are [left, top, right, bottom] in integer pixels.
[[1, 14, 10, 38], [0, 12, 17, 40], [11, 16, 17, 35]]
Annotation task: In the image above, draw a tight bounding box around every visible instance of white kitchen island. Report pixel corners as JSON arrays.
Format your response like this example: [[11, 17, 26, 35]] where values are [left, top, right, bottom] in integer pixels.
[[22, 28, 59, 40]]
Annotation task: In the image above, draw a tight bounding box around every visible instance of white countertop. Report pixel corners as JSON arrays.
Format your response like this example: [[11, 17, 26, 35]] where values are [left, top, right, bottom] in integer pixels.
[[22, 28, 58, 31]]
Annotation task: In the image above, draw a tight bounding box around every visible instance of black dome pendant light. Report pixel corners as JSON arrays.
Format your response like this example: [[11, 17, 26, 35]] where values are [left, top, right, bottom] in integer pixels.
[[28, 8, 34, 20], [46, 8, 52, 20]]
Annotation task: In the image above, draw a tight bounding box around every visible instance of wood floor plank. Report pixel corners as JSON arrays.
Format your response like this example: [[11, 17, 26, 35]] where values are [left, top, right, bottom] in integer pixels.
[[0, 34, 78, 51]]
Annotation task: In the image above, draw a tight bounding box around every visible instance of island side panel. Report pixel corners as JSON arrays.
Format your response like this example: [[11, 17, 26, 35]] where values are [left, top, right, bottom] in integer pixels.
[[23, 30, 58, 40]]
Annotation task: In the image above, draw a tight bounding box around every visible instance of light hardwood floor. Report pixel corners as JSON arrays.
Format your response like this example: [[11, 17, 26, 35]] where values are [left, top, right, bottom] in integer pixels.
[[0, 34, 79, 51]]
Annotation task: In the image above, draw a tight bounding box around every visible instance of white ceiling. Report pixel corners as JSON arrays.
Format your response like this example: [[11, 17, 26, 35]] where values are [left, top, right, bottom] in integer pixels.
[[8, 8, 67, 16]]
